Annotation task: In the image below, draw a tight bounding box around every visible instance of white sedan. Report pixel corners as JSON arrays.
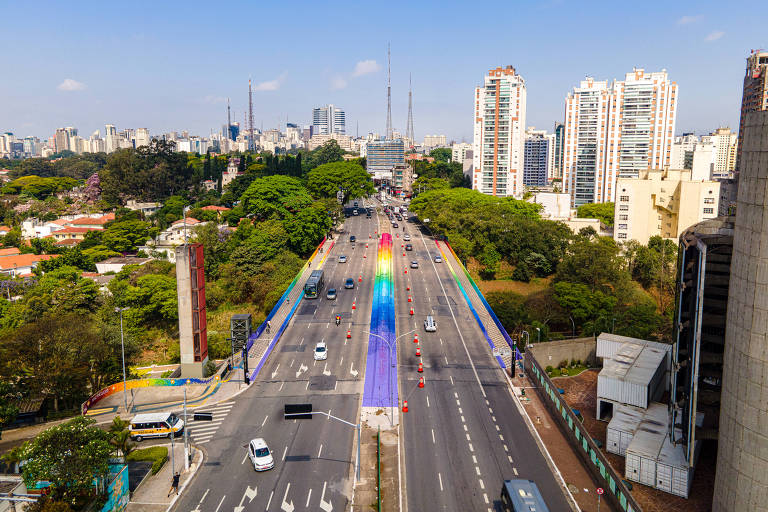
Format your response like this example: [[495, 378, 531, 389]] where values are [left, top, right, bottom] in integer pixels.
[[248, 438, 274, 471], [314, 341, 328, 360]]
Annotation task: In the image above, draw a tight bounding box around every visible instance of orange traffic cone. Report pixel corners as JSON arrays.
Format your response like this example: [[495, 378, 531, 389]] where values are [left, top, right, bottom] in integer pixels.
[[364, 254, 366, 258], [352, 302, 356, 310], [408, 295, 412, 302], [402, 252, 405, 256], [414, 334, 419, 344], [418, 362, 423, 372], [409, 307, 414, 316], [402, 400, 408, 413], [358, 275, 362, 282], [416, 347, 421, 357], [418, 376, 424, 388], [404, 269, 408, 274], [406, 286, 410, 291], [347, 330, 351, 339]]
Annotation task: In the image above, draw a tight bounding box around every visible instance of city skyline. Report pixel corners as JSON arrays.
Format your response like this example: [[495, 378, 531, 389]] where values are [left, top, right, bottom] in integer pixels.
[[0, 1, 765, 142]]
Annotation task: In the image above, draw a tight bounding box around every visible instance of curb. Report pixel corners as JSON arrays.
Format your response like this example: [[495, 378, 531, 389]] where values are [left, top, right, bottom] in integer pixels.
[[166, 444, 206, 512]]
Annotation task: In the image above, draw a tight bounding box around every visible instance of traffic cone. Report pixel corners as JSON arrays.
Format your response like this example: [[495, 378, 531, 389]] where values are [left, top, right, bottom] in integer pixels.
[[402, 400, 408, 413], [409, 307, 414, 316], [358, 275, 362, 282], [408, 295, 412, 302], [352, 302, 356, 310], [418, 376, 424, 388], [406, 286, 410, 291], [418, 362, 423, 372], [402, 252, 405, 256], [347, 330, 351, 339], [364, 254, 366, 258], [416, 346, 421, 357], [414, 334, 419, 343], [404, 269, 408, 274]]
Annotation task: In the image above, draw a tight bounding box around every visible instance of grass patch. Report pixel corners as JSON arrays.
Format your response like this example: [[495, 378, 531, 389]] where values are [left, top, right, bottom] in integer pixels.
[[548, 365, 589, 377], [127, 446, 168, 475]]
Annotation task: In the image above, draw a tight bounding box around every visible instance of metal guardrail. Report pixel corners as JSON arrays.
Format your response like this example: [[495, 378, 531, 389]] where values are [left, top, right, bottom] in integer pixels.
[[524, 352, 642, 512]]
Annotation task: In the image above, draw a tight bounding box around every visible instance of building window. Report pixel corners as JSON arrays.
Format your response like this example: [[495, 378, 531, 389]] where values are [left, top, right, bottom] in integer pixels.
[[704, 198, 715, 204], [619, 205, 629, 211], [619, 214, 628, 221], [704, 208, 714, 214], [619, 195, 629, 202], [618, 233, 627, 239], [618, 224, 627, 230]]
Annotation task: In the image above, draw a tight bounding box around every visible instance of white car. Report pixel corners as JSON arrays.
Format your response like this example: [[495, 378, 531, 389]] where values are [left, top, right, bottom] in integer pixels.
[[403, 234, 411, 241], [434, 255, 443, 263], [338, 255, 347, 263], [314, 341, 328, 360], [248, 438, 274, 471]]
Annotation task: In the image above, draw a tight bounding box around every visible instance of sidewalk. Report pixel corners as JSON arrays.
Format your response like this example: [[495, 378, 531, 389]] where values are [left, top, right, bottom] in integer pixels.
[[126, 442, 203, 512], [511, 370, 613, 512]]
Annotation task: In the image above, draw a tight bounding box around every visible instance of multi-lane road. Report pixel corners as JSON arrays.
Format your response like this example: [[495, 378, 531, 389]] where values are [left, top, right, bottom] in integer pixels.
[[173, 200, 571, 512]]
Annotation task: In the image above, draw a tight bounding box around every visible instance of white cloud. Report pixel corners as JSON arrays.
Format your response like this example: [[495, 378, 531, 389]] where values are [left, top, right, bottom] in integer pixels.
[[352, 59, 381, 77], [57, 78, 86, 91], [705, 31, 725, 41], [677, 15, 702, 25], [330, 75, 348, 90], [253, 73, 287, 91]]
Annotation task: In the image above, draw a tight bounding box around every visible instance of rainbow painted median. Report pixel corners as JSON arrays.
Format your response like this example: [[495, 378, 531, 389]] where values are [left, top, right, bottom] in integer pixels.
[[362, 232, 397, 408]]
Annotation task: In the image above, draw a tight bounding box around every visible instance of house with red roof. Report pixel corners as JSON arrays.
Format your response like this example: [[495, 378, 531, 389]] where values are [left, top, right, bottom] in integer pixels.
[[0, 254, 56, 277]]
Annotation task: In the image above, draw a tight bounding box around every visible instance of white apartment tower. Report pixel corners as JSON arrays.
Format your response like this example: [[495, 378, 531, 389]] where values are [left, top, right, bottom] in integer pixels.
[[563, 69, 678, 206], [472, 65, 527, 197]]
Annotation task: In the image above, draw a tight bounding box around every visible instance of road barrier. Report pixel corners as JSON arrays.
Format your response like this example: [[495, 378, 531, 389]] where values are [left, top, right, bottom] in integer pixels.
[[524, 351, 642, 512]]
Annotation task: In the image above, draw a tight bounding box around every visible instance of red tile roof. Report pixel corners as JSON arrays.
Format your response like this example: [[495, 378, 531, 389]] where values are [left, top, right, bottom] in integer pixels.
[[0, 254, 56, 270], [172, 218, 201, 225], [0, 247, 21, 257], [54, 238, 82, 246], [201, 205, 231, 211], [45, 226, 101, 237], [0, 225, 11, 232]]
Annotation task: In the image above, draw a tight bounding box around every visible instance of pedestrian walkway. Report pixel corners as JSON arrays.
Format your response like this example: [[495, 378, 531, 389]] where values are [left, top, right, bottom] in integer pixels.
[[126, 442, 202, 512], [185, 401, 234, 445]]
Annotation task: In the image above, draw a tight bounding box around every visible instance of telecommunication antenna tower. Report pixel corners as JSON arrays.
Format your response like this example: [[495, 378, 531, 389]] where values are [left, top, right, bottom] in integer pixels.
[[386, 43, 392, 139], [226, 98, 231, 140], [248, 79, 255, 151], [406, 73, 414, 146]]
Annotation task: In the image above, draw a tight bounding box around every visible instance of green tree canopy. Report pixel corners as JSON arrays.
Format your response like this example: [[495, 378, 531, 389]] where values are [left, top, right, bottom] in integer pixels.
[[429, 147, 452, 163], [576, 202, 615, 226], [240, 175, 312, 220], [306, 161, 375, 202]]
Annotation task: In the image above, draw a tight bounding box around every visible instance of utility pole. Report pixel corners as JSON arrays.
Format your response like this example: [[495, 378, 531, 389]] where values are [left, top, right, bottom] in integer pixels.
[[116, 307, 129, 413], [386, 43, 392, 140], [183, 388, 189, 470]]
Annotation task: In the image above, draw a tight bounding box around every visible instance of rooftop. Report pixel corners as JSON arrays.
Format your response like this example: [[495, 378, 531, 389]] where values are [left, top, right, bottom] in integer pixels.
[[599, 343, 667, 385], [96, 257, 152, 266], [0, 253, 56, 270], [0, 247, 22, 257]]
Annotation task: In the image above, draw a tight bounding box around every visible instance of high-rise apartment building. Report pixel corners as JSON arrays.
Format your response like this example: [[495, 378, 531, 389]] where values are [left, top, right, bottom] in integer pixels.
[[705, 127, 737, 179], [423, 134, 447, 147], [472, 65, 527, 197], [553, 122, 564, 181], [451, 142, 472, 163], [523, 128, 554, 187], [134, 128, 150, 148], [563, 69, 678, 206], [613, 168, 719, 244], [54, 128, 69, 153], [105, 124, 118, 153], [670, 133, 700, 170], [312, 104, 345, 135]]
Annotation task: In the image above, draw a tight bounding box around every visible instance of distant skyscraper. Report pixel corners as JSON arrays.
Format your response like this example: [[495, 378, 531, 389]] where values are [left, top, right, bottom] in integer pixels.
[[312, 104, 346, 135], [472, 65, 527, 197], [705, 127, 738, 180], [523, 128, 553, 187], [553, 122, 564, 181], [105, 124, 118, 153], [563, 69, 678, 206], [54, 128, 69, 153]]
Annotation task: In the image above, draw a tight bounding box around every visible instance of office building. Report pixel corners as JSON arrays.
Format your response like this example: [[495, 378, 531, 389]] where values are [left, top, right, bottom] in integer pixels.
[[134, 128, 150, 148], [553, 122, 564, 181], [472, 65, 527, 197], [312, 104, 345, 135], [423, 134, 447, 147], [613, 168, 719, 244], [523, 128, 554, 187], [366, 139, 405, 181], [713, 110, 768, 512], [563, 69, 678, 206]]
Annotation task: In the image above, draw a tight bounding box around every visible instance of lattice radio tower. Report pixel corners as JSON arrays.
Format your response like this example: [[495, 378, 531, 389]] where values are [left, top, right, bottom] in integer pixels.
[[406, 73, 414, 146], [226, 98, 231, 141], [386, 43, 392, 139], [248, 79, 255, 151]]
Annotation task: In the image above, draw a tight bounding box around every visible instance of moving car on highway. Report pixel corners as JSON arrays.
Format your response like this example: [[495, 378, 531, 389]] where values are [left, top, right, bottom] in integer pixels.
[[434, 255, 443, 263], [248, 438, 275, 471], [314, 341, 328, 360], [411, 260, 419, 269], [424, 315, 437, 332], [345, 278, 355, 289], [405, 243, 413, 251], [338, 255, 347, 263], [326, 288, 337, 300]]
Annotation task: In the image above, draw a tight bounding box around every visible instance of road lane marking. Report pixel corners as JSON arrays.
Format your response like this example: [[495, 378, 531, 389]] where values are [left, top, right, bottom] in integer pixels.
[[282, 446, 287, 460], [431, 429, 435, 444], [499, 434, 504, 441], [461, 415, 465, 422], [463, 424, 468, 431], [279, 381, 284, 391], [479, 479, 484, 490], [465, 433, 471, 441], [469, 443, 474, 452], [318, 444, 323, 458], [213, 495, 225, 512], [458, 407, 463, 414], [271, 364, 280, 379], [492, 415, 496, 422], [241, 452, 248, 464], [513, 467, 519, 476], [475, 466, 481, 475], [339, 356, 343, 367], [262, 415, 268, 427], [426, 396, 430, 407], [508, 455, 513, 464], [450, 375, 454, 385], [266, 491, 274, 510], [306, 381, 310, 390], [472, 455, 477, 464], [504, 444, 509, 452], [199, 489, 209, 503], [483, 494, 489, 504], [281, 483, 294, 512], [305, 489, 312, 507], [455, 399, 460, 406], [495, 425, 500, 431], [488, 407, 493, 414], [290, 358, 294, 367], [438, 473, 444, 491], [319, 482, 333, 512], [454, 392, 458, 399]]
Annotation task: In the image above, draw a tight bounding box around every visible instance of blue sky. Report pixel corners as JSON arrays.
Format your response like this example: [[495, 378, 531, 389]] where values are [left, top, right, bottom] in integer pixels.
[[1, 0, 765, 142]]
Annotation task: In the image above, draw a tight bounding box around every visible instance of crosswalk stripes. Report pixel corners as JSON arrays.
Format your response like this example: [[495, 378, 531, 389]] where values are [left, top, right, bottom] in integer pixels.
[[185, 402, 234, 445]]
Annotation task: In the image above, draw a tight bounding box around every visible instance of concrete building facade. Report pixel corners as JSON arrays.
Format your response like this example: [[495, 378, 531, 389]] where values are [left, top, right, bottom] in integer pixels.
[[613, 168, 720, 244], [523, 128, 554, 187], [312, 104, 345, 135], [472, 65, 527, 197], [713, 110, 768, 512], [366, 139, 405, 181]]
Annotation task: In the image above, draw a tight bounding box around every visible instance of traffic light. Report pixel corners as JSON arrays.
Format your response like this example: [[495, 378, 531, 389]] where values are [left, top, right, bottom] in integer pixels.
[[242, 347, 250, 385]]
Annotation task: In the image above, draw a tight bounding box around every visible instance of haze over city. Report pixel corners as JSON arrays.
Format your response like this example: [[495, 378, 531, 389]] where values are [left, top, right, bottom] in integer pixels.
[[1, 0, 766, 140]]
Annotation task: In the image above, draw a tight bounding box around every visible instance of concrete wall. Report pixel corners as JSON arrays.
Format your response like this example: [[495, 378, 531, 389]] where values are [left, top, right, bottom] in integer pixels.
[[713, 110, 768, 512], [528, 337, 597, 368]]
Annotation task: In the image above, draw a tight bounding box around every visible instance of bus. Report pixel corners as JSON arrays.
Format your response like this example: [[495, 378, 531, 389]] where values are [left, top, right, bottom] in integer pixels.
[[500, 480, 549, 512], [304, 270, 325, 298], [129, 412, 184, 442]]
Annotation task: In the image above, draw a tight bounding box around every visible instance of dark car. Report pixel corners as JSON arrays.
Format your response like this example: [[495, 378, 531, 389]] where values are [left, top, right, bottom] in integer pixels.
[[344, 278, 355, 289], [405, 243, 413, 251], [393, 223, 399, 228], [350, 235, 356, 243]]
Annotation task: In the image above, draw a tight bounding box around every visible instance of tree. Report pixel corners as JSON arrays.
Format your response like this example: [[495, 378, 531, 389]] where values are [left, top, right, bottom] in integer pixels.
[[553, 281, 618, 332], [239, 175, 312, 220], [101, 219, 151, 253], [18, 416, 112, 504], [306, 161, 375, 201], [556, 235, 627, 293], [0, 380, 20, 428], [303, 140, 344, 171], [429, 147, 452, 163], [108, 416, 134, 459], [576, 202, 615, 226]]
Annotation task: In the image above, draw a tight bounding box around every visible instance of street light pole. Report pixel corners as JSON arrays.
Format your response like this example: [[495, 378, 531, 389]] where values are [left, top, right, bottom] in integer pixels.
[[535, 327, 541, 343], [183, 387, 189, 470], [115, 307, 129, 413], [569, 315, 576, 338]]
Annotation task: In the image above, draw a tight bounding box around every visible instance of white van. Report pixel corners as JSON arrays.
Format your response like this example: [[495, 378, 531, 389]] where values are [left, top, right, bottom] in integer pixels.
[[424, 315, 437, 332], [129, 412, 184, 441]]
